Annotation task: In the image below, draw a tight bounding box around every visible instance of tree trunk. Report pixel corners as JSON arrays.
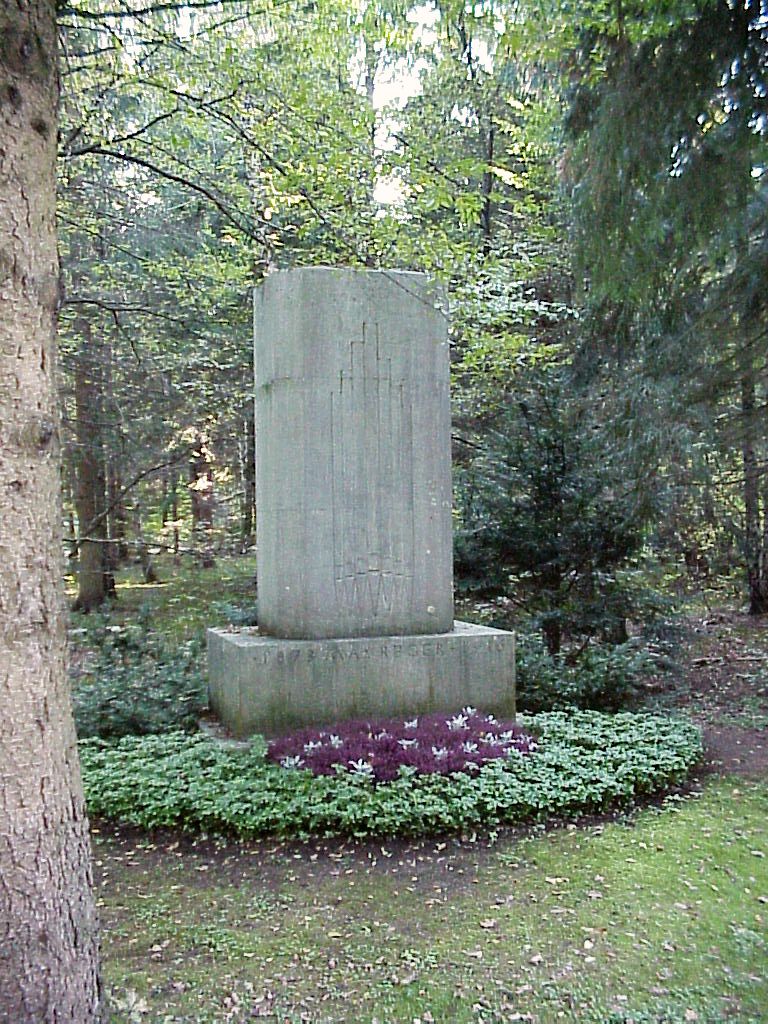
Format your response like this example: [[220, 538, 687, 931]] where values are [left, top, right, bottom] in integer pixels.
[[741, 374, 767, 614], [0, 3, 102, 1019], [241, 407, 256, 550], [107, 457, 128, 563], [542, 616, 562, 656], [103, 339, 127, 567], [481, 119, 495, 247], [170, 470, 180, 557], [189, 434, 215, 568], [133, 505, 159, 585], [161, 466, 169, 526], [73, 317, 112, 610]]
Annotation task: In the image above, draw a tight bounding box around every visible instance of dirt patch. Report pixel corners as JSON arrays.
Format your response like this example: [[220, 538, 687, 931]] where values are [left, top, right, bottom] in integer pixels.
[[703, 725, 768, 777], [649, 608, 768, 778]]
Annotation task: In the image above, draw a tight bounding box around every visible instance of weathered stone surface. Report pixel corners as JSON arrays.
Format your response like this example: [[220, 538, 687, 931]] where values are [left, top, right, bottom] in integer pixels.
[[207, 267, 516, 738], [254, 267, 453, 639], [207, 623, 516, 738]]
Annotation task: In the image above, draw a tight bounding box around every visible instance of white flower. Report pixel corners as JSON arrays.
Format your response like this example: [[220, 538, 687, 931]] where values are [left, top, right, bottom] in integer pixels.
[[461, 706, 477, 717], [431, 746, 449, 760], [398, 738, 419, 749], [279, 755, 305, 769], [485, 714, 498, 724], [328, 734, 344, 749], [404, 718, 419, 730], [447, 714, 468, 731], [374, 730, 392, 741], [499, 731, 517, 743], [348, 759, 374, 776], [462, 741, 479, 754], [303, 740, 323, 753]]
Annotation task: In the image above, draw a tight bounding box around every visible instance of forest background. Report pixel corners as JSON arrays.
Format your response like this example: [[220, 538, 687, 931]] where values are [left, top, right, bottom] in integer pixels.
[[2, 2, 765, 1018], [59, 0, 767, 680]]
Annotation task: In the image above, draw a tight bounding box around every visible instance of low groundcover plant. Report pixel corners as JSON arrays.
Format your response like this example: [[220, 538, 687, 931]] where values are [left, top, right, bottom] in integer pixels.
[[266, 708, 537, 781], [80, 710, 703, 840]]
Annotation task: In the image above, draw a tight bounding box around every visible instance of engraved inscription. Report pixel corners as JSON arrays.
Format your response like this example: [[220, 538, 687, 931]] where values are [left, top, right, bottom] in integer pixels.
[[250, 633, 514, 666], [330, 321, 415, 618]]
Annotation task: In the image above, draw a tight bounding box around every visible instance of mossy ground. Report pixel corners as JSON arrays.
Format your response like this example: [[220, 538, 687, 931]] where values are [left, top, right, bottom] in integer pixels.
[[72, 557, 768, 1022], [68, 555, 256, 644]]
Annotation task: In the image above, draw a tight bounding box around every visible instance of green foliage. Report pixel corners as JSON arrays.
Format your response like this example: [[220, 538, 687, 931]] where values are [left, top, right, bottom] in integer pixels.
[[72, 615, 206, 739], [80, 711, 702, 839], [455, 366, 657, 652], [210, 599, 259, 627], [515, 632, 656, 713], [565, 0, 766, 309], [599, 1002, 761, 1024], [559, 0, 768, 607]]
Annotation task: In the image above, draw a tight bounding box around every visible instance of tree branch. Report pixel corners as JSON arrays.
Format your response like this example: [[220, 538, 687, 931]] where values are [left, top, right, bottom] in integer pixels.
[[77, 447, 194, 541], [59, 0, 266, 22], [64, 296, 190, 325], [67, 146, 257, 239]]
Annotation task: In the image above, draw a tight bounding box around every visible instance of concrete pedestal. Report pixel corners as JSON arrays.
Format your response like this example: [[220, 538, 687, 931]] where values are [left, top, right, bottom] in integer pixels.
[[207, 623, 515, 738]]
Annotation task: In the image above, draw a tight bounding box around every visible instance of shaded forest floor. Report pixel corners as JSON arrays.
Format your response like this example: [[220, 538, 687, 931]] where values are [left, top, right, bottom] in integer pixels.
[[81, 560, 768, 1023], [648, 609, 768, 777]]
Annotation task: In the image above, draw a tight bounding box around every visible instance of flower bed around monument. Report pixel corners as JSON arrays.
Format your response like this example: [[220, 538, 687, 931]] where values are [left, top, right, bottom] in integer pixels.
[[266, 709, 536, 781], [79, 710, 703, 840]]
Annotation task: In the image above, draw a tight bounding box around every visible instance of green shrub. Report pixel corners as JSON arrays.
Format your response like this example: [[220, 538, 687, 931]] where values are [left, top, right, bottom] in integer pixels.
[[72, 622, 206, 739], [80, 710, 702, 839], [516, 632, 655, 713]]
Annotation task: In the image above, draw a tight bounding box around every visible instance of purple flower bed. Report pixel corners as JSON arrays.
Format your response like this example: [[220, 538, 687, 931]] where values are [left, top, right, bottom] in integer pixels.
[[267, 708, 537, 782]]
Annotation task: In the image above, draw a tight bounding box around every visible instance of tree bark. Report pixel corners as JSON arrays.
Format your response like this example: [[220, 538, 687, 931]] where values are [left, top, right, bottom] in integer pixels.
[[103, 338, 128, 567], [481, 118, 495, 247], [73, 316, 113, 610], [107, 457, 128, 564], [241, 407, 256, 550], [170, 469, 180, 556], [741, 374, 767, 614], [0, 2, 102, 1019], [133, 502, 159, 585], [189, 433, 215, 567]]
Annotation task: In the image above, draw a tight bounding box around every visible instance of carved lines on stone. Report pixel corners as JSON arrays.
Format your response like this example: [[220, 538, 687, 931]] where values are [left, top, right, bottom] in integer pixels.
[[330, 321, 415, 618]]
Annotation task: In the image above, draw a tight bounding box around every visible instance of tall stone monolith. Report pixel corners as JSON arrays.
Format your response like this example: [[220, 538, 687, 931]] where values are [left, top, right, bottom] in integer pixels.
[[208, 268, 515, 736], [255, 268, 453, 639]]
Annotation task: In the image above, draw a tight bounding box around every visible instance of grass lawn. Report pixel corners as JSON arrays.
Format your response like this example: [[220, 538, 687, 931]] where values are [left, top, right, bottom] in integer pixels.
[[71, 556, 768, 1022], [98, 779, 767, 1023]]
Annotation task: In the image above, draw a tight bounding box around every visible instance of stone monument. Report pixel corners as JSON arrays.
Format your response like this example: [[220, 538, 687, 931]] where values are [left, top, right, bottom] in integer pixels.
[[208, 267, 515, 736]]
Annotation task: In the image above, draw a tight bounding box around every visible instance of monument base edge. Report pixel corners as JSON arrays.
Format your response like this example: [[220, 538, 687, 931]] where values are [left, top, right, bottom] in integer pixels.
[[207, 621, 516, 738]]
